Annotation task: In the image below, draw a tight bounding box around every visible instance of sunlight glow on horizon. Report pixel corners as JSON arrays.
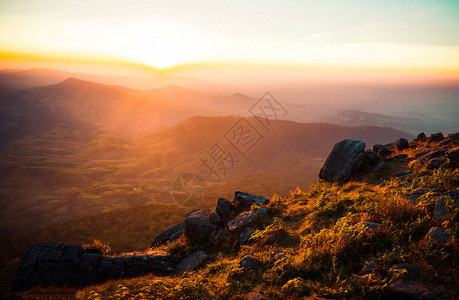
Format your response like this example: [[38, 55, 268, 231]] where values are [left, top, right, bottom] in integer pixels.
[[1, 0, 459, 79]]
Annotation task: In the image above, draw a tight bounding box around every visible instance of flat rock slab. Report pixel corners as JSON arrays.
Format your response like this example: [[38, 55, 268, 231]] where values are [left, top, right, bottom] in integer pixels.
[[228, 210, 256, 232], [151, 222, 185, 247], [233, 191, 268, 210], [177, 251, 208, 273], [12, 243, 174, 291], [386, 280, 439, 300]]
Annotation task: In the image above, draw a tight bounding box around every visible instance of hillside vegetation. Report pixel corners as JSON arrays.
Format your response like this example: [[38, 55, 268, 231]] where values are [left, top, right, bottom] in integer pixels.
[[9, 133, 457, 299]]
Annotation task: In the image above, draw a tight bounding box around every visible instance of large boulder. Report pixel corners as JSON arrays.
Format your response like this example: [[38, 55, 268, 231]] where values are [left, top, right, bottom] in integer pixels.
[[428, 132, 444, 143], [425, 227, 452, 244], [319, 139, 366, 182], [151, 222, 185, 247], [12, 243, 174, 291], [416, 132, 427, 142], [184, 210, 216, 241]]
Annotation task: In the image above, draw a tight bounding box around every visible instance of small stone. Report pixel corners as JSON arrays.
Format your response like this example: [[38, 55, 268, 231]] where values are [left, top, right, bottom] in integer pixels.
[[177, 251, 208, 273], [426, 227, 452, 244], [393, 153, 408, 159], [389, 263, 420, 279], [239, 255, 262, 270], [392, 170, 412, 178], [243, 292, 269, 300], [357, 221, 383, 230], [416, 132, 427, 142], [404, 188, 429, 204], [257, 206, 269, 216], [395, 138, 409, 150], [359, 261, 374, 275], [433, 197, 446, 222], [233, 191, 268, 211], [274, 252, 286, 260]]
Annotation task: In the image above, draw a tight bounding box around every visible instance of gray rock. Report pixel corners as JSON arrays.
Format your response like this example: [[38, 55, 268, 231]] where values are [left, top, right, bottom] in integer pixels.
[[228, 210, 256, 233], [392, 170, 412, 178], [373, 144, 391, 157], [357, 222, 384, 230], [151, 222, 185, 247], [363, 150, 379, 168], [239, 227, 254, 244], [319, 139, 366, 182], [404, 188, 429, 204], [12, 243, 174, 291], [389, 263, 420, 279], [426, 227, 452, 244], [274, 252, 286, 260], [257, 206, 269, 216], [216, 197, 233, 221], [395, 138, 409, 150], [386, 280, 439, 300], [428, 132, 444, 143], [433, 196, 446, 222], [213, 230, 227, 243], [209, 211, 223, 225], [394, 154, 408, 159], [359, 261, 374, 275], [233, 191, 268, 211], [177, 251, 208, 273], [240, 255, 262, 270], [417, 132, 427, 142], [184, 210, 216, 241]]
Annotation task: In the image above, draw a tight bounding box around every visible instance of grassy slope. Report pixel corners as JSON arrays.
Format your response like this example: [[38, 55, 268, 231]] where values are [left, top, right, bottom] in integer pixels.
[[16, 139, 454, 299]]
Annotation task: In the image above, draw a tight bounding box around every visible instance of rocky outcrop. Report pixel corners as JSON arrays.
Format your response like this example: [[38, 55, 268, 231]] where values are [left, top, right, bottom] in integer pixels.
[[151, 222, 185, 247], [12, 243, 174, 291], [319, 139, 366, 182]]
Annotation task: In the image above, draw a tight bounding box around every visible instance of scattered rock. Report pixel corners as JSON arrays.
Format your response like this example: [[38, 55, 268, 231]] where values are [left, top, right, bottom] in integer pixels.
[[233, 191, 268, 211], [425, 227, 452, 244], [12, 243, 174, 291], [151, 223, 185, 247], [319, 139, 366, 182], [428, 132, 444, 143], [394, 154, 408, 159], [357, 222, 384, 230], [392, 170, 412, 178], [386, 280, 439, 300], [274, 252, 286, 260], [373, 144, 391, 157], [257, 206, 269, 216], [228, 210, 256, 233], [395, 138, 409, 150], [177, 251, 208, 273], [404, 188, 429, 204], [243, 292, 269, 300], [239, 255, 262, 270], [184, 210, 216, 241], [359, 261, 374, 275], [416, 132, 427, 142], [239, 227, 254, 244], [216, 197, 233, 221], [389, 263, 420, 279]]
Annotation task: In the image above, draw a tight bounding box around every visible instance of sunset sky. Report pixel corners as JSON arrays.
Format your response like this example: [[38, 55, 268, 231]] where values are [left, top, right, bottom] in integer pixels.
[[1, 0, 458, 82]]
